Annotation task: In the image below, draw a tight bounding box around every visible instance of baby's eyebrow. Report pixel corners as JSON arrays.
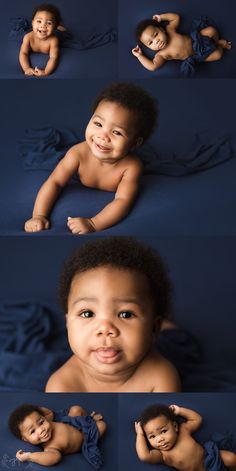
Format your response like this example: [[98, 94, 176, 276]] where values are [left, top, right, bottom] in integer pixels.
[[71, 296, 146, 309]]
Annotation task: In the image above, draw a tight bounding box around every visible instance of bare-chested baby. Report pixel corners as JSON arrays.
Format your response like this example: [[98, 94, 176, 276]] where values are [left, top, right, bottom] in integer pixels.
[[132, 13, 231, 75], [19, 4, 66, 76], [9, 404, 106, 467], [46, 236, 181, 393], [24, 82, 157, 234], [135, 404, 236, 470]]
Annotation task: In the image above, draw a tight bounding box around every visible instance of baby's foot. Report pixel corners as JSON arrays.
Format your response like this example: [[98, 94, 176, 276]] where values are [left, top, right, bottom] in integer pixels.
[[67, 216, 96, 234], [218, 39, 232, 50], [90, 411, 103, 422]]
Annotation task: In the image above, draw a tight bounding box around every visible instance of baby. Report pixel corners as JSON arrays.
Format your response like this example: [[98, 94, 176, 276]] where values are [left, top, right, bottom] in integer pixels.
[[46, 236, 180, 393], [135, 404, 236, 470], [24, 82, 157, 234], [132, 13, 231, 76], [19, 4, 65, 76], [9, 403, 106, 468]]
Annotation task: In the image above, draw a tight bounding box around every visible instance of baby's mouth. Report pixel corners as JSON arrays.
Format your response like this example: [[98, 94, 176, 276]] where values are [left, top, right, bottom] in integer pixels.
[[94, 348, 121, 363], [94, 142, 112, 153]]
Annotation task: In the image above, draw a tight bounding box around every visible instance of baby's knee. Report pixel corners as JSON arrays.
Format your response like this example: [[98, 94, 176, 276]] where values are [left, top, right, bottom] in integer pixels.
[[97, 420, 107, 437], [200, 26, 218, 38], [69, 405, 86, 417]]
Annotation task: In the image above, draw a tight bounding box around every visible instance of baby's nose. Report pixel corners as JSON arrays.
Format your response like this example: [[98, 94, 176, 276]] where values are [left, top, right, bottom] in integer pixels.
[[95, 319, 119, 336], [98, 131, 110, 142]]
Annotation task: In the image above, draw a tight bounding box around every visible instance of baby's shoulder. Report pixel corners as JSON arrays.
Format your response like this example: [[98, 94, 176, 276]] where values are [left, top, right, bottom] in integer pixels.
[[141, 352, 181, 392], [45, 356, 84, 392]]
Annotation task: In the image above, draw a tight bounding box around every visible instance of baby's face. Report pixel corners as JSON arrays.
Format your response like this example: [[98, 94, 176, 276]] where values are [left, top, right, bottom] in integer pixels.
[[140, 26, 167, 51], [66, 266, 156, 378], [20, 412, 52, 445], [32, 11, 56, 39], [85, 101, 142, 163], [144, 415, 178, 451]]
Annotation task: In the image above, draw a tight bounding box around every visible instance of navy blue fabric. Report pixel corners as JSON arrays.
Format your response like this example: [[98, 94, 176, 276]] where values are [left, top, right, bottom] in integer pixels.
[[181, 16, 217, 76], [18, 127, 79, 170], [53, 411, 102, 469], [204, 432, 236, 470], [9, 17, 117, 50]]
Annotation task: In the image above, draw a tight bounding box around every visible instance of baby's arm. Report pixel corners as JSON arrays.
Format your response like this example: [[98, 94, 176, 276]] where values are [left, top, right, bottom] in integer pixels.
[[67, 159, 142, 234], [34, 36, 59, 77], [170, 405, 202, 432], [135, 422, 163, 464], [152, 357, 181, 392], [24, 146, 80, 232], [132, 45, 166, 71], [39, 406, 54, 421], [16, 448, 62, 466], [19, 34, 35, 75], [153, 12, 180, 31]]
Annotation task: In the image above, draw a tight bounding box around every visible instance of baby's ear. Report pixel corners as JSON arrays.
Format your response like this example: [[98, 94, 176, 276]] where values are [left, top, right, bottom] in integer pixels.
[[174, 421, 178, 432], [135, 136, 143, 148]]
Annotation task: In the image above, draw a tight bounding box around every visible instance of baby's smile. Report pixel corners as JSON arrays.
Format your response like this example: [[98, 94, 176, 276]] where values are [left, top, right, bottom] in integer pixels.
[[94, 347, 122, 364]]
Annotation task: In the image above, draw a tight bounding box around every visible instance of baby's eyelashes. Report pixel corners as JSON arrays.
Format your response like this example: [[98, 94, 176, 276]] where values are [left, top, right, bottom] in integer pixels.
[[118, 311, 134, 319], [79, 310, 95, 318]]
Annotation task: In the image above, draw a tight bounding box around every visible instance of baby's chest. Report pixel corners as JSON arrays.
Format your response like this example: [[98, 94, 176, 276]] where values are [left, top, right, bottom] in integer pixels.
[[78, 164, 122, 192], [30, 38, 51, 53]]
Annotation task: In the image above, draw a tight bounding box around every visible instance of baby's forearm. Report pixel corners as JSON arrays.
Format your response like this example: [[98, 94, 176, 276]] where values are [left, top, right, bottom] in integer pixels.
[[44, 56, 58, 75], [19, 51, 31, 72], [24, 451, 61, 466], [158, 12, 179, 23], [177, 406, 202, 424], [136, 433, 152, 462], [32, 178, 62, 219], [91, 197, 133, 231], [135, 54, 158, 71]]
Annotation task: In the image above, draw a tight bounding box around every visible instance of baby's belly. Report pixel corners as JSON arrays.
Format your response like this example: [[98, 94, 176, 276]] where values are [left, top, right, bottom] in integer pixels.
[[169, 36, 194, 60]]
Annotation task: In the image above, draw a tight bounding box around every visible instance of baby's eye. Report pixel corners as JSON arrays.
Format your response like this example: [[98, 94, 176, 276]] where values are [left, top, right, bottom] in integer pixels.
[[30, 429, 35, 435], [118, 311, 134, 319], [113, 130, 122, 136], [149, 435, 155, 439], [80, 310, 94, 318], [161, 429, 167, 434], [94, 121, 102, 127]]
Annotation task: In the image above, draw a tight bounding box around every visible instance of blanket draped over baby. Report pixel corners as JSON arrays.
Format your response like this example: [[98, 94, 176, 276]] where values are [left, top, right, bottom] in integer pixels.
[[17, 127, 235, 175], [53, 410, 103, 469], [203, 432, 236, 470], [8, 17, 117, 49]]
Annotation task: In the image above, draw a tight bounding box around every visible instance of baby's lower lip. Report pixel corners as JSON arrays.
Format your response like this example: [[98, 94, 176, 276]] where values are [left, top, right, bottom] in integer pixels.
[[94, 348, 121, 363]]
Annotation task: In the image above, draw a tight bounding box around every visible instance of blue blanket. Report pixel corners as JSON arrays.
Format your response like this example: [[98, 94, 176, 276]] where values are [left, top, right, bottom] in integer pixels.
[[181, 16, 217, 77], [18, 127, 234, 176], [53, 410, 103, 469], [8, 17, 117, 49], [204, 432, 236, 470]]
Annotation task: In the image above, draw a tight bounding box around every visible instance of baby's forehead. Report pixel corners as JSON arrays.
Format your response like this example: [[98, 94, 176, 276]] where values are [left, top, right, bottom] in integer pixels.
[[33, 11, 55, 20], [145, 415, 171, 431]]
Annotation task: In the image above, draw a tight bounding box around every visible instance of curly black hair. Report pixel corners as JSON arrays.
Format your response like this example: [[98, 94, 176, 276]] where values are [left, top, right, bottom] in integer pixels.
[[8, 404, 43, 439], [135, 18, 166, 45], [59, 236, 172, 319], [32, 4, 62, 27], [92, 82, 158, 142], [140, 404, 176, 429]]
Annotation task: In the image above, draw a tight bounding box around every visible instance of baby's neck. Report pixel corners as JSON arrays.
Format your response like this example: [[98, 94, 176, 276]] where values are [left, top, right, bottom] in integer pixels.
[[79, 361, 141, 392]]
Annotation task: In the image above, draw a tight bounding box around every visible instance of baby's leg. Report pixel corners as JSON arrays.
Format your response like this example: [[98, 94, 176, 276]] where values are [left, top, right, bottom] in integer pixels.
[[200, 26, 219, 42], [90, 411, 106, 438], [220, 449, 236, 468], [68, 405, 87, 417]]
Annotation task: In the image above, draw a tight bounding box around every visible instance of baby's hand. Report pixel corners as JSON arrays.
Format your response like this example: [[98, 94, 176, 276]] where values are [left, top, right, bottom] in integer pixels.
[[24, 216, 50, 232], [135, 421, 144, 435], [24, 67, 35, 76], [67, 216, 96, 235], [16, 450, 31, 462], [153, 14, 162, 22], [33, 67, 46, 76], [169, 404, 180, 415], [132, 46, 142, 57]]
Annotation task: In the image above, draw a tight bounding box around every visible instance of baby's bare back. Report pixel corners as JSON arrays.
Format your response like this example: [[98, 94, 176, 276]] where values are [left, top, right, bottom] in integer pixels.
[[163, 432, 205, 471], [43, 422, 83, 455], [159, 31, 194, 60]]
